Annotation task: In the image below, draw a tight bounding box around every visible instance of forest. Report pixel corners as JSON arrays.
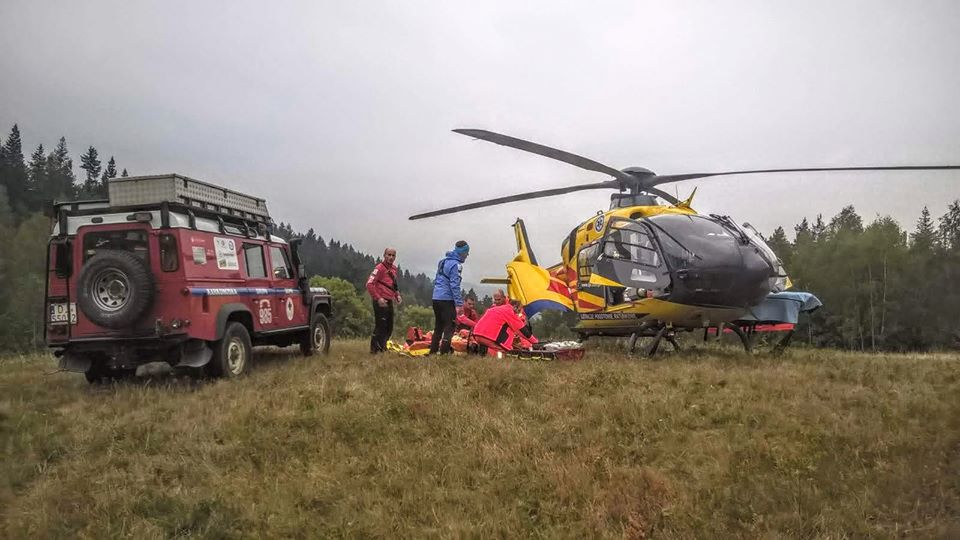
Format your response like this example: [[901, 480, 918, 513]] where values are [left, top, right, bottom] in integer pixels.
[[1, 123, 958, 352]]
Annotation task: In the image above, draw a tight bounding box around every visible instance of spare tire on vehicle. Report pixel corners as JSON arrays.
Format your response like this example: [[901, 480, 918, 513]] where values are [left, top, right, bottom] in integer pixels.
[[76, 250, 156, 329]]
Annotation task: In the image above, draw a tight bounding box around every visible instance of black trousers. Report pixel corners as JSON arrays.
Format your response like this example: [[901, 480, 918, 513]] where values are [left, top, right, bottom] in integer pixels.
[[429, 300, 457, 354], [370, 300, 394, 353]]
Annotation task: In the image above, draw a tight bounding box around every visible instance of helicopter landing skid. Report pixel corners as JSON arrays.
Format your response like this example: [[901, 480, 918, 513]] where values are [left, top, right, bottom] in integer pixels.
[[628, 324, 681, 357]]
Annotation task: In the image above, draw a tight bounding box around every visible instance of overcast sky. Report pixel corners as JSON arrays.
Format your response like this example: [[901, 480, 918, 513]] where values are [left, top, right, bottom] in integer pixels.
[[2, 0, 958, 291]]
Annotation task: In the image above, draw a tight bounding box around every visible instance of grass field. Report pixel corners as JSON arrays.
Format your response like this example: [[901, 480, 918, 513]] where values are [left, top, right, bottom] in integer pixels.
[[1, 341, 959, 538]]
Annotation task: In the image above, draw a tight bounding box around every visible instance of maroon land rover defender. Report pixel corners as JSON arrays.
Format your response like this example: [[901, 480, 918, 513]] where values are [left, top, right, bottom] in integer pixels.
[[45, 174, 332, 382]]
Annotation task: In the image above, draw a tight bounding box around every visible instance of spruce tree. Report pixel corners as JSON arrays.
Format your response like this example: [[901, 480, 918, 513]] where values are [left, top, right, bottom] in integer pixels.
[[910, 206, 936, 252], [121, 168, 129, 177], [0, 124, 28, 216], [27, 144, 46, 210], [45, 137, 76, 201], [79, 145, 102, 197], [767, 226, 792, 268], [101, 156, 117, 182]]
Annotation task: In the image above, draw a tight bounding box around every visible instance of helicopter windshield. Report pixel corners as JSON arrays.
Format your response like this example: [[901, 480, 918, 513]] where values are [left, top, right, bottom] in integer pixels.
[[645, 214, 739, 269]]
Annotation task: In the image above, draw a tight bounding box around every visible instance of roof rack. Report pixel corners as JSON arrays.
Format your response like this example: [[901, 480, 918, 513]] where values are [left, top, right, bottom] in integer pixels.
[[107, 174, 270, 224]]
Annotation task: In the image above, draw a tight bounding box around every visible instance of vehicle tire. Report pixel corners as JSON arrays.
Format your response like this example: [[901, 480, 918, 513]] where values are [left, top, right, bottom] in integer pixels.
[[85, 367, 105, 385], [300, 312, 331, 357], [76, 250, 155, 329], [209, 322, 252, 378]]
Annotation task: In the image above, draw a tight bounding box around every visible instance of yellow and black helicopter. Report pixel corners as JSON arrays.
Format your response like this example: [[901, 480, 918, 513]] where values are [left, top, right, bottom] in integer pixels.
[[411, 129, 960, 355]]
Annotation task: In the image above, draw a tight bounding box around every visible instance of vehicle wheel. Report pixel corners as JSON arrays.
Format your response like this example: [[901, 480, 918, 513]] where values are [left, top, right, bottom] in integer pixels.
[[76, 250, 156, 329], [209, 322, 252, 378], [85, 367, 105, 385], [300, 313, 331, 357]]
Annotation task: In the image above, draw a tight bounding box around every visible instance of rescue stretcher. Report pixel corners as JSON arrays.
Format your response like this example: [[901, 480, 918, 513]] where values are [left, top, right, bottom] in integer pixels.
[[386, 327, 585, 361]]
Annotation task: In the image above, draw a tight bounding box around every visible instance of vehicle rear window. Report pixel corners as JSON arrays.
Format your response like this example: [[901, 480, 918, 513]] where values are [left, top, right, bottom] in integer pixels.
[[159, 233, 179, 272], [269, 246, 292, 279], [83, 229, 149, 263], [243, 244, 267, 278]]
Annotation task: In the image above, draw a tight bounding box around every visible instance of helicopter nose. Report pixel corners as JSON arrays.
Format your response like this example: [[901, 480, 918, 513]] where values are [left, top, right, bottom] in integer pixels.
[[671, 255, 773, 308]]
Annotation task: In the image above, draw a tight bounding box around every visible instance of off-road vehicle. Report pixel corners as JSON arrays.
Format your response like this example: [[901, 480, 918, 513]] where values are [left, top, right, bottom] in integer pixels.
[[45, 174, 332, 382]]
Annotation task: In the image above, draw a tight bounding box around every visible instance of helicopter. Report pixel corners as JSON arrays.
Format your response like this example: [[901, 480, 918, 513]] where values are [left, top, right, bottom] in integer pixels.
[[410, 129, 960, 355]]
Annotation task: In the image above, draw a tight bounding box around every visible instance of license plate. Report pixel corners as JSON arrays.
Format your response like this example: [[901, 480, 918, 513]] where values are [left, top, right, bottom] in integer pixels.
[[49, 303, 76, 324]]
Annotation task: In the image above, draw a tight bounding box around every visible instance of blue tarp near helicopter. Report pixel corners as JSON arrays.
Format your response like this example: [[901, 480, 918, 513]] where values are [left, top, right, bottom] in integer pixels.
[[739, 291, 822, 325]]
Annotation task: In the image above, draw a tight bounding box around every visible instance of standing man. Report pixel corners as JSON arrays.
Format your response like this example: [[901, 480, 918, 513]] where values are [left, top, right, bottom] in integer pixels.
[[366, 248, 402, 354], [492, 289, 507, 306], [429, 240, 469, 354]]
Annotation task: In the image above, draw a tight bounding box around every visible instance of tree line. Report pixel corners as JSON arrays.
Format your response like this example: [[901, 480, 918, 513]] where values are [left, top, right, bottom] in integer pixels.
[[0, 122, 957, 351], [765, 202, 960, 350]]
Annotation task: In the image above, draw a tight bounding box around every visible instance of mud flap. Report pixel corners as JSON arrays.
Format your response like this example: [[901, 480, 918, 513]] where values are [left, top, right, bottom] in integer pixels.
[[58, 352, 91, 373], [178, 340, 213, 368]]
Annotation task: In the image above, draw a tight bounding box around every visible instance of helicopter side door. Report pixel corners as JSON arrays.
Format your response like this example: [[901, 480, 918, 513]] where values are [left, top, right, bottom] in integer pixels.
[[593, 219, 671, 305], [574, 242, 606, 311]]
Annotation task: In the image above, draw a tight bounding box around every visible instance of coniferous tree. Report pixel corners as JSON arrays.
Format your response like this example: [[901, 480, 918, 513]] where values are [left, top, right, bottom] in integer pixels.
[[767, 226, 792, 268], [101, 156, 117, 182], [0, 124, 28, 216], [910, 206, 937, 253], [45, 137, 76, 201], [26, 144, 46, 211], [79, 145, 102, 197], [121, 168, 129, 177]]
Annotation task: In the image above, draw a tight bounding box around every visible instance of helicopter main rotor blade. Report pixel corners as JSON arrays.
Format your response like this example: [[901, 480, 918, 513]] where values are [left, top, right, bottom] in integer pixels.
[[643, 186, 681, 206], [453, 129, 635, 183], [409, 180, 618, 220], [651, 165, 960, 185]]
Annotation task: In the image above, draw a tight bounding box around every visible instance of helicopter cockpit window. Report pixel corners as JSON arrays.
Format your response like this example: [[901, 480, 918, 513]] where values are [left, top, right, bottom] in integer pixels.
[[576, 242, 599, 285], [602, 222, 661, 267]]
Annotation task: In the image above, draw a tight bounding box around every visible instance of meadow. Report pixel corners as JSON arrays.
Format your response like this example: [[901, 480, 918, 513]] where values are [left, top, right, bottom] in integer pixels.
[[1, 341, 958, 538]]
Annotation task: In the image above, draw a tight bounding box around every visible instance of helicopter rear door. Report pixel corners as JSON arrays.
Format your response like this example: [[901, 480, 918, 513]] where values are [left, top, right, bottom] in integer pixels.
[[592, 219, 671, 304]]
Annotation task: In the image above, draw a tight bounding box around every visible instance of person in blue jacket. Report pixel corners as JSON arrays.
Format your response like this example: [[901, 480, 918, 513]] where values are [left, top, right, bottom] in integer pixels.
[[429, 240, 469, 354]]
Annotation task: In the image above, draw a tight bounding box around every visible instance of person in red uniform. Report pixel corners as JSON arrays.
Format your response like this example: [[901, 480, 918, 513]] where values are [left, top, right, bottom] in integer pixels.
[[456, 296, 479, 331], [366, 247, 402, 353], [472, 300, 538, 354]]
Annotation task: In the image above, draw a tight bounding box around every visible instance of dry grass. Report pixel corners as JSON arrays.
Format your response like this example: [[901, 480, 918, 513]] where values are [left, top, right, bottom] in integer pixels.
[[1, 342, 959, 538]]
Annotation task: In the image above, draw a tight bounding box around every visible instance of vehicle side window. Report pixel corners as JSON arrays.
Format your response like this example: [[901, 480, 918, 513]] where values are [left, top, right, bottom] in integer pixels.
[[83, 229, 149, 263], [269, 246, 292, 279], [603, 223, 661, 268], [576, 242, 599, 285], [243, 243, 267, 278], [159, 233, 179, 272]]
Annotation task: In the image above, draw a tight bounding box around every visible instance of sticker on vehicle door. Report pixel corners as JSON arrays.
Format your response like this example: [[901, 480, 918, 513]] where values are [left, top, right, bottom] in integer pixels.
[[214, 237, 239, 270], [192, 246, 207, 265]]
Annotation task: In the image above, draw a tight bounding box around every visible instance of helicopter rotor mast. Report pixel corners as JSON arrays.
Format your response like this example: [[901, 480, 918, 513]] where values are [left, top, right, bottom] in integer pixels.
[[408, 128, 960, 221]]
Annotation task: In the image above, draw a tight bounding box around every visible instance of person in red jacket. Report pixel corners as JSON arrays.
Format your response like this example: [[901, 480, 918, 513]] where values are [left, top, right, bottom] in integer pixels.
[[472, 301, 538, 354], [456, 296, 479, 331], [366, 248, 402, 353]]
